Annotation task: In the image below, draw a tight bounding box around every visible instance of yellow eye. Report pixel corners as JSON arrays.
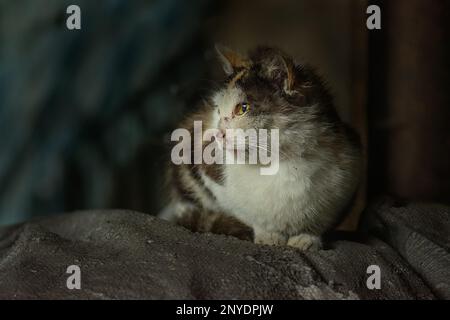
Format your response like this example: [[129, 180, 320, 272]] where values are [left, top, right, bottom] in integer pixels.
[[234, 102, 250, 116]]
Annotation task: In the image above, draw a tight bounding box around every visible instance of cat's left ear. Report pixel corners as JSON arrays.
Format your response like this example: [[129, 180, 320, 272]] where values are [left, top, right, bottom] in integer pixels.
[[260, 52, 297, 96], [215, 44, 251, 76]]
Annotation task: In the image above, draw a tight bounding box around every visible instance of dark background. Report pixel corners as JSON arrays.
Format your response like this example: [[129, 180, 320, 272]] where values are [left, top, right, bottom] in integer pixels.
[[0, 0, 449, 226]]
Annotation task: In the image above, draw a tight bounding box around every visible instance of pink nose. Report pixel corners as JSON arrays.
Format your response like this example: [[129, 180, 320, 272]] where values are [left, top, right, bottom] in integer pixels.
[[215, 129, 225, 139]]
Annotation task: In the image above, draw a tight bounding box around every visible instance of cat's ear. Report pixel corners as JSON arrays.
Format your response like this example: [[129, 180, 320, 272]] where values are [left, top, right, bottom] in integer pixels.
[[259, 51, 297, 95], [215, 44, 251, 76]]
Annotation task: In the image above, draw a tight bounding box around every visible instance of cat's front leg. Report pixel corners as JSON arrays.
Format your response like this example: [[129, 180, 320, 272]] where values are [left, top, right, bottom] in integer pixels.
[[287, 233, 322, 251], [254, 227, 287, 246]]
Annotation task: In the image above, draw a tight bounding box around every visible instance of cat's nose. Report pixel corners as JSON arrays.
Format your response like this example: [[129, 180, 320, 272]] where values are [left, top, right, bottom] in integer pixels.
[[223, 116, 230, 123], [215, 129, 225, 139]]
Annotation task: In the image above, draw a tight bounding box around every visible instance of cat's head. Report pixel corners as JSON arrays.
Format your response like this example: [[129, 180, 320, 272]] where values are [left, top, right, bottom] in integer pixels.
[[209, 45, 336, 155]]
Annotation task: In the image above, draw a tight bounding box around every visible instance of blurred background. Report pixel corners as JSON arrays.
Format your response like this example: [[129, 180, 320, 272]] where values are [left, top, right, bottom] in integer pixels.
[[0, 0, 449, 226]]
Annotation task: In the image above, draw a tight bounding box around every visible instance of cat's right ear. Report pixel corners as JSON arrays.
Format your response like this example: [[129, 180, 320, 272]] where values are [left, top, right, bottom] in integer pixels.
[[215, 44, 251, 76]]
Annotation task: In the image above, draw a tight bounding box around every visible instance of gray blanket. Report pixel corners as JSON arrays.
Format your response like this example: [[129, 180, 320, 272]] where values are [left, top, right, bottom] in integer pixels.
[[0, 200, 448, 299]]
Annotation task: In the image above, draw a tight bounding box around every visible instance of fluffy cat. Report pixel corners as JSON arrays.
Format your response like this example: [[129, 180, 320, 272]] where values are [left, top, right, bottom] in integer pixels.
[[160, 46, 362, 250]]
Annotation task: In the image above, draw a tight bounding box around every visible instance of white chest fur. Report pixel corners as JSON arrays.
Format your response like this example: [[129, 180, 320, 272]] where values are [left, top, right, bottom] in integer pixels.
[[201, 159, 324, 234]]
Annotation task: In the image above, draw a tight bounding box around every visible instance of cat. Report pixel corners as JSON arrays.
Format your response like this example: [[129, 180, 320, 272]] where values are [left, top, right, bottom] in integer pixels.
[[159, 45, 362, 250]]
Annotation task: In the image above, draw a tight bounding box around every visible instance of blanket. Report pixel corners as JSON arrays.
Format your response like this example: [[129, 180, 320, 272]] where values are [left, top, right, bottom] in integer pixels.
[[0, 200, 448, 299]]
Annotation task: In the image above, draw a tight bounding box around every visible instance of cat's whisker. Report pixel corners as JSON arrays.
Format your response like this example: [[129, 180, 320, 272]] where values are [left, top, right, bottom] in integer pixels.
[[249, 143, 290, 160]]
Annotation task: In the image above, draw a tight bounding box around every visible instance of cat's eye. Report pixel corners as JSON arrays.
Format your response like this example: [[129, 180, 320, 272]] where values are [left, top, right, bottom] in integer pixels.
[[234, 102, 250, 116]]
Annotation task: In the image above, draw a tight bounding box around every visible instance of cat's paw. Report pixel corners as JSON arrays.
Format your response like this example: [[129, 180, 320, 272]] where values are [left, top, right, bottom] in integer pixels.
[[254, 231, 287, 246], [287, 234, 322, 251]]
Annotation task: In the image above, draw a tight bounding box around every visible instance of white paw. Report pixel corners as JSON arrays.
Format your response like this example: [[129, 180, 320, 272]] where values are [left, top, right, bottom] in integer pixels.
[[287, 234, 322, 251], [254, 231, 287, 246]]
